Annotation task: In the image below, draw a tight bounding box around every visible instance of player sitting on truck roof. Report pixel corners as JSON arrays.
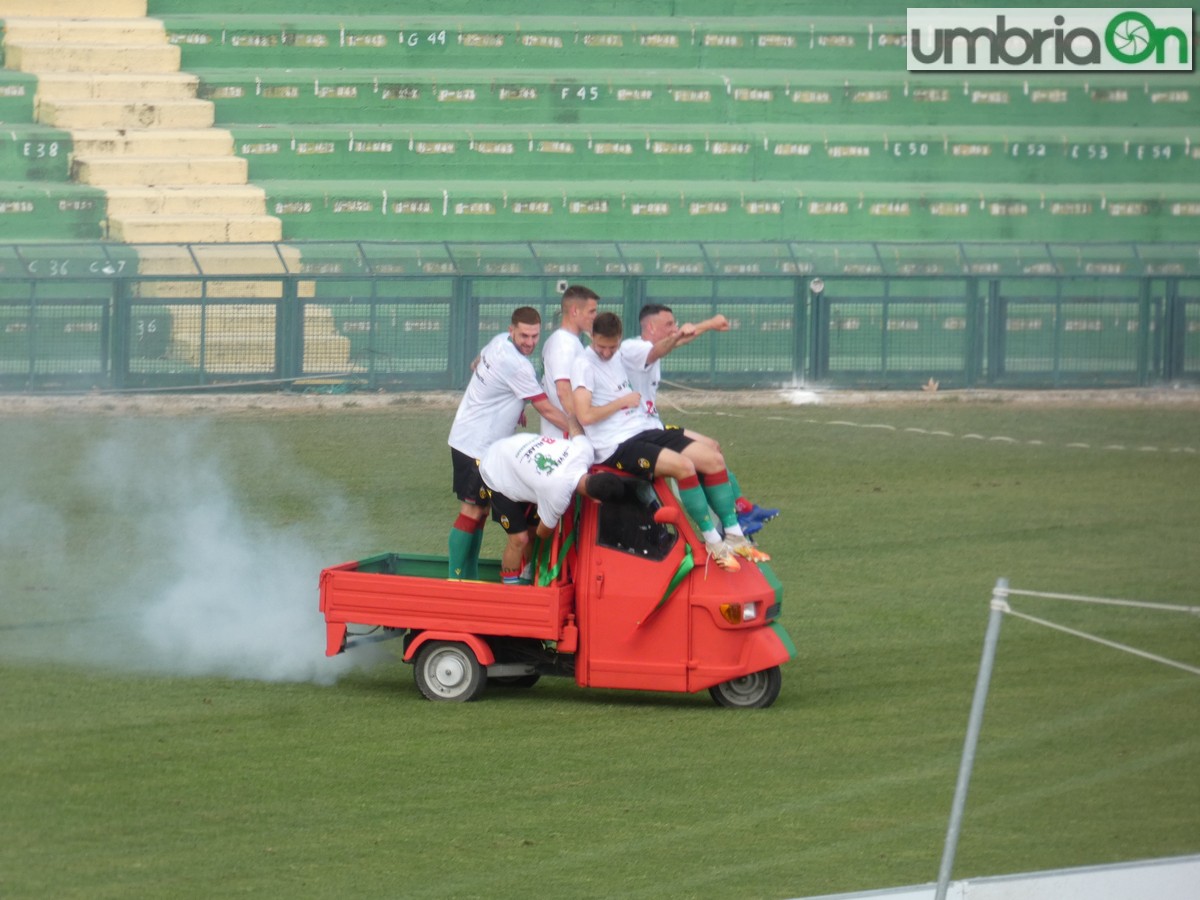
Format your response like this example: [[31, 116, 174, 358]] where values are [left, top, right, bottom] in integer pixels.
[[620, 302, 779, 537], [570, 311, 767, 573], [479, 417, 624, 585]]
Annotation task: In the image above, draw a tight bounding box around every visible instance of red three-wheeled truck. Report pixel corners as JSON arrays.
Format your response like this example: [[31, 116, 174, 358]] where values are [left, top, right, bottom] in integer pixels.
[[320, 475, 794, 707]]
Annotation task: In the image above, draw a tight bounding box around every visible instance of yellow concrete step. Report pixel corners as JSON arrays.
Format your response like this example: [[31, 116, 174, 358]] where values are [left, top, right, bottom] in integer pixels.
[[1, 17, 166, 44], [35, 72, 199, 102], [164, 346, 353, 374], [74, 154, 245, 186], [167, 321, 352, 373], [134, 243, 300, 276], [139, 280, 285, 301], [104, 185, 267, 216], [40, 98, 212, 128], [4, 42, 179, 73], [132, 245, 313, 299], [108, 214, 283, 243], [0, 1, 146, 15], [71, 128, 233, 158]]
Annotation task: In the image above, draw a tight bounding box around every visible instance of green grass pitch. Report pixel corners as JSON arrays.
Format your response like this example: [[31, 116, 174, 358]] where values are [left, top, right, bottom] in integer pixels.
[[1, 396, 1197, 899]]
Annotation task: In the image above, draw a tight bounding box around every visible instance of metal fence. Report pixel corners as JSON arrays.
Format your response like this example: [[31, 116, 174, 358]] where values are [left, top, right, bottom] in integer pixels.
[[1, 241, 1197, 392]]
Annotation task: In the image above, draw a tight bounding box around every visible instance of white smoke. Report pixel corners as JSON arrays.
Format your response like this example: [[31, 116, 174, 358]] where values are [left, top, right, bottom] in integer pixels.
[[3, 419, 385, 685]]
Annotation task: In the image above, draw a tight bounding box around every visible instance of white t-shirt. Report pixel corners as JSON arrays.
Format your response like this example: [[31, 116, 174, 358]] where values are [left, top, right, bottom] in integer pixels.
[[619, 337, 663, 428], [479, 433, 594, 530], [447, 332, 546, 459], [539, 327, 584, 438], [570, 346, 647, 462]]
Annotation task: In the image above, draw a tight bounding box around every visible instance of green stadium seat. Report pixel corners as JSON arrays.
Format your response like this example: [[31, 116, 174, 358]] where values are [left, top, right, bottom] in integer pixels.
[[227, 122, 1199, 187], [194, 66, 1200, 131], [253, 177, 1200, 244], [0, 125, 74, 180], [0, 182, 106, 239], [147, 0, 912, 17], [197, 67, 760, 127], [159, 13, 907, 72], [0, 70, 38, 120], [727, 70, 1200, 128], [229, 123, 763, 181], [3, 2, 1197, 252]]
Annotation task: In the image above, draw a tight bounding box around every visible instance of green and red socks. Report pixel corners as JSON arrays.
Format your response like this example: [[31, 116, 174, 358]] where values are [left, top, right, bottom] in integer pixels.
[[448, 512, 485, 579]]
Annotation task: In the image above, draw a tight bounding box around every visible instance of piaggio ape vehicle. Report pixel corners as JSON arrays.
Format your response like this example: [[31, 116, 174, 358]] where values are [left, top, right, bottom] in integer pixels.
[[319, 475, 794, 707]]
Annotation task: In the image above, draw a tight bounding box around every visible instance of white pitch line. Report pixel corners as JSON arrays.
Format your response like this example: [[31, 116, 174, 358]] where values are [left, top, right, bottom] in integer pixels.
[[691, 410, 1197, 454]]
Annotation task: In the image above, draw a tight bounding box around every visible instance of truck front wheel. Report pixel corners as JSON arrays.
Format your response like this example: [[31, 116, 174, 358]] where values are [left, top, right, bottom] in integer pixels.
[[709, 666, 782, 709], [414, 641, 487, 702]]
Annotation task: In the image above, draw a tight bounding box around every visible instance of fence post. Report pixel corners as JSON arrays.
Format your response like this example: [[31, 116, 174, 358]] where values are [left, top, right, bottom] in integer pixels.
[[1136, 277, 1152, 386], [619, 275, 640, 333], [24, 280, 37, 389], [1163, 278, 1184, 381], [110, 278, 129, 390], [964, 277, 981, 388], [935, 578, 1008, 900], [276, 276, 302, 381], [807, 278, 828, 380], [791, 276, 808, 385], [985, 279, 1004, 385], [448, 276, 476, 388]]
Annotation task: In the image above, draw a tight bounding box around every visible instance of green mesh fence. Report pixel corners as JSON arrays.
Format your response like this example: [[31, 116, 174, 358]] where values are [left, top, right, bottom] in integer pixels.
[[0, 241, 1197, 391]]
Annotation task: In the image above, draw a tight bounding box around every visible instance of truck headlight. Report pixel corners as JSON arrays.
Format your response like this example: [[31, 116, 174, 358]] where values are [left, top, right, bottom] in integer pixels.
[[719, 602, 758, 624]]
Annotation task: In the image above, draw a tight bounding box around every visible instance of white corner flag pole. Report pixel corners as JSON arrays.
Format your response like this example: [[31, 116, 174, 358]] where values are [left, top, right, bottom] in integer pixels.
[[935, 578, 1009, 900]]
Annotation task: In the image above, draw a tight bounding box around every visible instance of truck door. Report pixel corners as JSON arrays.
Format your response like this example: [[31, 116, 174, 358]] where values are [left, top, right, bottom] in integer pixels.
[[577, 480, 690, 693]]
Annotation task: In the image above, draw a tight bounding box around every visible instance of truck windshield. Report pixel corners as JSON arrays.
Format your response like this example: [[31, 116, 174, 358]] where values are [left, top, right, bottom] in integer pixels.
[[596, 480, 678, 562]]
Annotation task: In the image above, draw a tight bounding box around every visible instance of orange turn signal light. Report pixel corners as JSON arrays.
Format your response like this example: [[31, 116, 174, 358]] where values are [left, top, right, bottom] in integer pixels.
[[719, 602, 758, 624]]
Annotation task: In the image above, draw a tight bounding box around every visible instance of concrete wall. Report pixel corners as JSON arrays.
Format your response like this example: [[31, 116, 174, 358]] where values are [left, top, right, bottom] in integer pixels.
[[792, 854, 1200, 900]]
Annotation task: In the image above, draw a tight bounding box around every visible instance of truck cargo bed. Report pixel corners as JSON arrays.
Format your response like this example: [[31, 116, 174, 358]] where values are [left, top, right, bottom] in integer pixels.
[[319, 552, 575, 656]]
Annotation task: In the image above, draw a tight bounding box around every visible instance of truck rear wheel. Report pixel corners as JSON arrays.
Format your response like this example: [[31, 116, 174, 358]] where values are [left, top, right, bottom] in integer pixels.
[[414, 641, 487, 702], [709, 666, 782, 709]]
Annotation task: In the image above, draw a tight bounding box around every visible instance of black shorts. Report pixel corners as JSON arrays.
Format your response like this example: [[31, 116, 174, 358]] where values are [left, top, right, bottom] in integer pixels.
[[488, 489, 539, 534], [600, 428, 693, 479], [450, 447, 489, 506]]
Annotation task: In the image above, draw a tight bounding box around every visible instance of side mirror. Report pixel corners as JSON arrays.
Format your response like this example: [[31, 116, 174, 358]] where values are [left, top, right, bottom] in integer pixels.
[[652, 506, 681, 525]]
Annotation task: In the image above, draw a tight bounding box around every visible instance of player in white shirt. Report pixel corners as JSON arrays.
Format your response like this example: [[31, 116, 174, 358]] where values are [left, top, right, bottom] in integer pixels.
[[619, 306, 728, 428], [568, 342, 645, 464], [620, 303, 779, 535], [480, 426, 623, 584], [539, 285, 599, 438], [446, 307, 569, 580], [571, 312, 762, 571]]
